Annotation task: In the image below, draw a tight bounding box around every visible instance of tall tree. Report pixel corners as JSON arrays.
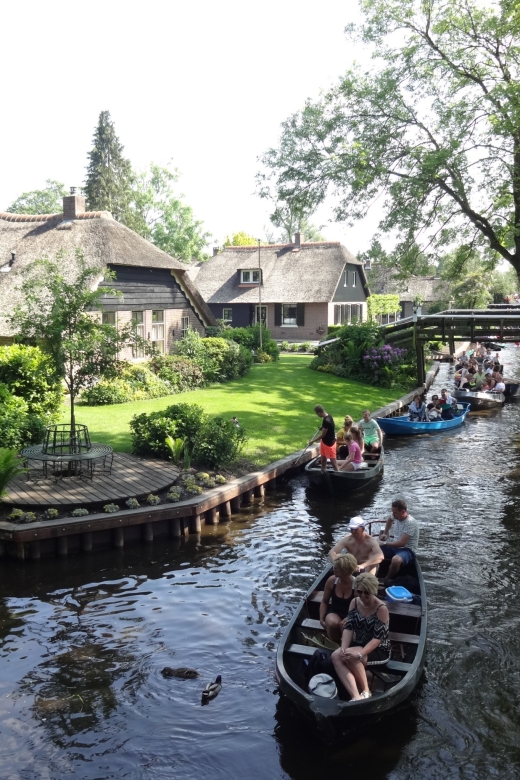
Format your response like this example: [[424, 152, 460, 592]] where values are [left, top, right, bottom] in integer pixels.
[[6, 180, 67, 215], [84, 111, 135, 224], [223, 231, 258, 246], [131, 164, 210, 262], [260, 0, 520, 284]]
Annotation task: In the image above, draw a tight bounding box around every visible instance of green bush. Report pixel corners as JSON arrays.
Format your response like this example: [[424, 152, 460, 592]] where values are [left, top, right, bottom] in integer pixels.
[[221, 324, 279, 361], [280, 341, 290, 351], [289, 343, 299, 352], [148, 354, 205, 391], [193, 418, 247, 468], [0, 448, 27, 497], [201, 337, 252, 381], [0, 344, 62, 422], [0, 385, 46, 449], [82, 363, 172, 405], [299, 342, 312, 352], [130, 403, 208, 459], [254, 350, 273, 363]]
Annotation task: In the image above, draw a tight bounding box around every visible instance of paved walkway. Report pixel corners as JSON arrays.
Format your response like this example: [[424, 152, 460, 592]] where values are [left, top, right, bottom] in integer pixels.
[[5, 452, 180, 508]]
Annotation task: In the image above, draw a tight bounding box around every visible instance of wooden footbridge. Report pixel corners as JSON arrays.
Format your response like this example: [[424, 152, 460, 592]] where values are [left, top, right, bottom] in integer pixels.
[[382, 307, 520, 385]]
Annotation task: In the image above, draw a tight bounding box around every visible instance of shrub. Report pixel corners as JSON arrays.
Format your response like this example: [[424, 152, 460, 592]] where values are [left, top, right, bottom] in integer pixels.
[[166, 487, 182, 502], [221, 324, 279, 361], [299, 342, 312, 352], [254, 350, 272, 363], [83, 363, 172, 405], [130, 403, 208, 459], [125, 498, 140, 509], [289, 343, 299, 352], [0, 344, 62, 422], [362, 345, 408, 388], [71, 508, 89, 517], [104, 503, 119, 513], [148, 355, 205, 392], [43, 508, 59, 520], [201, 337, 252, 381], [193, 418, 247, 468], [0, 448, 27, 497], [0, 385, 46, 449], [20, 511, 37, 523], [171, 328, 208, 367], [280, 341, 290, 351], [146, 494, 161, 505], [214, 474, 227, 485], [8, 508, 24, 521], [186, 484, 203, 495]]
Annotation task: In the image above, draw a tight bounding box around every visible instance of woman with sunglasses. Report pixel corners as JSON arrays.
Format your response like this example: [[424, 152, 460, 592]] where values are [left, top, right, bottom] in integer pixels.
[[331, 573, 390, 700]]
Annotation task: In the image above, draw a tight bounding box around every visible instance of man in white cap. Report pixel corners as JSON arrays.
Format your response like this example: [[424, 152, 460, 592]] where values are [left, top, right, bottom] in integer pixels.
[[329, 517, 384, 575]]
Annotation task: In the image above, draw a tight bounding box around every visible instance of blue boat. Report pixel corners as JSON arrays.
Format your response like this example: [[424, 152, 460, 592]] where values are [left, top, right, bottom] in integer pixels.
[[376, 402, 471, 435]]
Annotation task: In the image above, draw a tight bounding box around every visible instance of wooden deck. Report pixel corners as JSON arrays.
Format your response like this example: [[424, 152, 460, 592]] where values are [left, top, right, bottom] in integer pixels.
[[5, 453, 180, 508]]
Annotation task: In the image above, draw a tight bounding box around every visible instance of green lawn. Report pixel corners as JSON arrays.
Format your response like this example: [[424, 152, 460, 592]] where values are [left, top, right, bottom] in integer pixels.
[[65, 355, 398, 465]]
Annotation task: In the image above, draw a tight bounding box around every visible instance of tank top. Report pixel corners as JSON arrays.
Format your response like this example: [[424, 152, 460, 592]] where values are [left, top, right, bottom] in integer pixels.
[[328, 577, 354, 619], [344, 599, 390, 652]]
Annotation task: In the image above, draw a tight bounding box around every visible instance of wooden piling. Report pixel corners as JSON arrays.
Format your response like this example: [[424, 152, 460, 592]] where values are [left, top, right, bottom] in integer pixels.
[[242, 489, 253, 505], [57, 537, 68, 557], [169, 517, 182, 538], [30, 540, 40, 560], [230, 496, 241, 511], [254, 484, 265, 499], [143, 523, 153, 543], [189, 515, 202, 534], [206, 507, 218, 525], [16, 543, 25, 561], [220, 501, 232, 518], [82, 532, 93, 552], [113, 527, 124, 548]]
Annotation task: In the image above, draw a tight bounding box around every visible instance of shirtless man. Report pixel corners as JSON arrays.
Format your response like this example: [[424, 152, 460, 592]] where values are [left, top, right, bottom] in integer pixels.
[[329, 516, 384, 575]]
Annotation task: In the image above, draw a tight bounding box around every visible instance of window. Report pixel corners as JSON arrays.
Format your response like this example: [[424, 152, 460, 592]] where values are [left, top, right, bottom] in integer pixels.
[[352, 271, 356, 287], [102, 311, 116, 325], [282, 304, 298, 326], [364, 259, 372, 271], [222, 308, 232, 324], [343, 269, 348, 287], [181, 315, 189, 337], [151, 310, 164, 353], [241, 269, 260, 283], [132, 311, 145, 358], [334, 304, 351, 325]]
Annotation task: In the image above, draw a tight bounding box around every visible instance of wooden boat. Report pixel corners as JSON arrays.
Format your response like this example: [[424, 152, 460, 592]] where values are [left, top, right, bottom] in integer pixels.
[[503, 379, 520, 398], [275, 552, 427, 737], [453, 388, 505, 409], [376, 402, 470, 435], [304, 451, 384, 494]]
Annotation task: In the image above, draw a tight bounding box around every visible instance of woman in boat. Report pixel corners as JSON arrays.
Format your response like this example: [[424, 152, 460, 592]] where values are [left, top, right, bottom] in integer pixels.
[[337, 415, 353, 460], [408, 394, 428, 421], [319, 553, 357, 643], [426, 395, 442, 421], [331, 573, 391, 701], [337, 431, 364, 472]]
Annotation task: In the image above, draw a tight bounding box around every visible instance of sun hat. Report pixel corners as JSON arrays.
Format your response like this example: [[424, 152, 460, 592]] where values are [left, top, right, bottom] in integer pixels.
[[348, 516, 366, 530], [308, 673, 338, 698]]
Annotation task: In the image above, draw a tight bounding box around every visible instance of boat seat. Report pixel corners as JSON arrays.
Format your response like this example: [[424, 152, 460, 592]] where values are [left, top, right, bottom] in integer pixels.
[[309, 591, 423, 617], [286, 643, 318, 657], [300, 618, 419, 644], [286, 644, 412, 674]]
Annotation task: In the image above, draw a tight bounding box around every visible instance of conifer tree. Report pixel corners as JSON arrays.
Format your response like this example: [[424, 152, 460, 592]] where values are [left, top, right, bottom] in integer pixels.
[[84, 111, 135, 224]]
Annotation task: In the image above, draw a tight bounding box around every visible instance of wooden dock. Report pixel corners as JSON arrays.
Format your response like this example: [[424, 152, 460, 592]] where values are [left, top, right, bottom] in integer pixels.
[[4, 453, 180, 507]]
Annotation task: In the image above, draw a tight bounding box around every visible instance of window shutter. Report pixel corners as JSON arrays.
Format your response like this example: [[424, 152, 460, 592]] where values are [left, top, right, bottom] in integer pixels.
[[296, 303, 305, 326], [249, 304, 255, 325], [274, 303, 282, 326]]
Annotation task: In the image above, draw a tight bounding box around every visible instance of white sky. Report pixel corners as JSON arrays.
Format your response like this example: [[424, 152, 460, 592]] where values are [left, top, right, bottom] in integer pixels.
[[0, 0, 380, 255]]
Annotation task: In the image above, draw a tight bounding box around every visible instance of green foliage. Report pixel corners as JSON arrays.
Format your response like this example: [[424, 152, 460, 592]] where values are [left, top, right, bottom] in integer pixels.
[[82, 363, 172, 405], [104, 503, 119, 513], [84, 111, 135, 224], [221, 324, 279, 361], [0, 449, 27, 499], [367, 294, 401, 321], [192, 418, 247, 469], [6, 179, 67, 215], [146, 494, 161, 505], [10, 253, 149, 429], [280, 341, 290, 351], [71, 508, 89, 517], [451, 272, 492, 309], [0, 385, 46, 449], [130, 163, 210, 262], [171, 329, 253, 380], [254, 350, 273, 363], [166, 487, 182, 502], [224, 232, 258, 246], [214, 474, 227, 485], [130, 403, 208, 459], [149, 354, 205, 391], [19, 511, 37, 524], [125, 498, 140, 509], [299, 341, 311, 352], [288, 343, 299, 352], [8, 509, 24, 521], [259, 0, 520, 282], [0, 344, 62, 421], [43, 508, 59, 520]]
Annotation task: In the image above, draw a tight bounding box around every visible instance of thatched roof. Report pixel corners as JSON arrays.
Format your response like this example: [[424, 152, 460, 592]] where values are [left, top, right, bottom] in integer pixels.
[[398, 276, 450, 302], [188, 242, 369, 303], [0, 211, 216, 336]]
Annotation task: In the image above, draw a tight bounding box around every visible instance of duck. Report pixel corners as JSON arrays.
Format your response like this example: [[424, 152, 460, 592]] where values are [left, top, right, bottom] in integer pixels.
[[201, 675, 222, 702], [161, 667, 199, 679]]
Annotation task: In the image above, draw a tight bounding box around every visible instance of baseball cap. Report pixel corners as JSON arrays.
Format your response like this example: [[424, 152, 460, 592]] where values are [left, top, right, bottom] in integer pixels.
[[348, 516, 366, 530]]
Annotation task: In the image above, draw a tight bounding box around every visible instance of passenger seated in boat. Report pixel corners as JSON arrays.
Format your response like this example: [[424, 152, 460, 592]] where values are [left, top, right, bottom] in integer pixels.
[[460, 368, 476, 390], [319, 553, 357, 643], [458, 350, 469, 365], [481, 378, 491, 391], [337, 432, 364, 472], [439, 389, 456, 419], [329, 516, 384, 576], [493, 380, 506, 393], [331, 573, 391, 701], [426, 395, 442, 420], [378, 499, 419, 585], [337, 415, 353, 460], [359, 410, 383, 457], [473, 367, 486, 390], [408, 394, 428, 421]]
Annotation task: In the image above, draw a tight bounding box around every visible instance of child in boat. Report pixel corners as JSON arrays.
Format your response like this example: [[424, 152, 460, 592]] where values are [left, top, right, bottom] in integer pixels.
[[337, 432, 364, 471], [337, 415, 354, 460]]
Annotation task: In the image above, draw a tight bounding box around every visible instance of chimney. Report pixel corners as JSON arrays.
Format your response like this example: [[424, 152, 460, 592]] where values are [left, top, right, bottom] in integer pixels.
[[63, 187, 86, 220], [213, 246, 219, 256], [294, 232, 303, 247], [9, 252, 16, 267]]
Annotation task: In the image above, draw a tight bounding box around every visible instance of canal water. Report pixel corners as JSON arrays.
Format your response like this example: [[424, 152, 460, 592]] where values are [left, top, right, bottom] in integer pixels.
[[2, 352, 520, 779]]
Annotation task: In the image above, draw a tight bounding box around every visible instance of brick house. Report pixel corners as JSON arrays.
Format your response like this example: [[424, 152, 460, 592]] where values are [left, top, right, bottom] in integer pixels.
[[188, 235, 370, 341], [0, 191, 216, 357]]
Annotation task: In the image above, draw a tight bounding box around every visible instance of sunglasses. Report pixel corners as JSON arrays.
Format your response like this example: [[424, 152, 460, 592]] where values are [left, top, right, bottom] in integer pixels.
[[356, 589, 371, 596]]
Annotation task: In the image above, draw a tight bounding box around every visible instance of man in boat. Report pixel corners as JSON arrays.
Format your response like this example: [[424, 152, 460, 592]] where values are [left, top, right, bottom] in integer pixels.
[[309, 405, 339, 473], [358, 410, 383, 457], [329, 517, 384, 575], [378, 499, 419, 584], [439, 388, 457, 419]]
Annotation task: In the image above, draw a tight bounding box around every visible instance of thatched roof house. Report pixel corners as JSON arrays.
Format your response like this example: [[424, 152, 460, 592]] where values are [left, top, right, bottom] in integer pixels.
[[188, 235, 370, 340], [0, 192, 216, 353]]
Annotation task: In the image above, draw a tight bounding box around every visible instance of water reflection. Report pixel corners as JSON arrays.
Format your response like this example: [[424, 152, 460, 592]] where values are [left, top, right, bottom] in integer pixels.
[[2, 354, 520, 777]]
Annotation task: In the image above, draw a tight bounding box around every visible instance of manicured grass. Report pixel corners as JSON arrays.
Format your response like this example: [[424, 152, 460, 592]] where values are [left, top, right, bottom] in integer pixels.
[[65, 355, 399, 465]]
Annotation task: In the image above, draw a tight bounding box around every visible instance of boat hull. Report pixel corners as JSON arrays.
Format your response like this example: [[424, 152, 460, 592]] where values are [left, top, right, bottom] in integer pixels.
[[453, 389, 505, 409], [503, 381, 520, 398], [304, 452, 384, 494], [376, 403, 470, 435], [275, 557, 427, 735]]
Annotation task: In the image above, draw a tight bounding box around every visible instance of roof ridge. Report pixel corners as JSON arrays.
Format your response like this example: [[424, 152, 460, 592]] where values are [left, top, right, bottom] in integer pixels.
[[0, 211, 112, 223], [223, 241, 342, 251]]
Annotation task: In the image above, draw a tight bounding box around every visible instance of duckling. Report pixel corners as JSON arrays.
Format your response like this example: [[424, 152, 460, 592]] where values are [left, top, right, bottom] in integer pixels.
[[201, 675, 222, 703], [161, 667, 199, 679]]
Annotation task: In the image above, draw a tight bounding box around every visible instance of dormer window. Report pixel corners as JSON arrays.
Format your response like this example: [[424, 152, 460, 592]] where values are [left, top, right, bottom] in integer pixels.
[[241, 269, 260, 283]]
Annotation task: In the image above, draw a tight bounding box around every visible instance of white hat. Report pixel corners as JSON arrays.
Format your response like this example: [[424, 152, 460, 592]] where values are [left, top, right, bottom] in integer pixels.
[[348, 516, 366, 530], [308, 673, 338, 698]]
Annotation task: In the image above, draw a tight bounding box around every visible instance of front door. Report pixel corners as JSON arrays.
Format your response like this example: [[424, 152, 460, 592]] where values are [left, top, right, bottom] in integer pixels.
[[255, 305, 267, 327]]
